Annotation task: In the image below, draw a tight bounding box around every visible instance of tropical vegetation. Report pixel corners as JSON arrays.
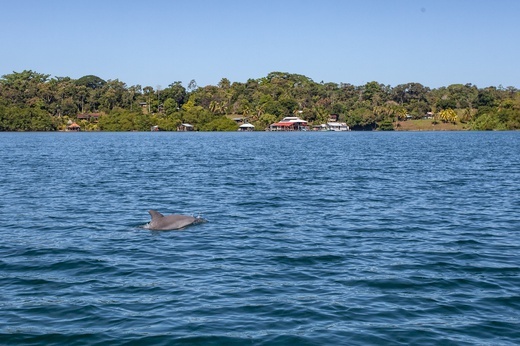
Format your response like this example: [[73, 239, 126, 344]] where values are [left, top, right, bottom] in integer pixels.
[[1, 70, 519, 131]]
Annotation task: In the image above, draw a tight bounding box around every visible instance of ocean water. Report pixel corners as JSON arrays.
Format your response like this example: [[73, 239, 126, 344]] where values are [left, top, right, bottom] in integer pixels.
[[0, 131, 519, 345]]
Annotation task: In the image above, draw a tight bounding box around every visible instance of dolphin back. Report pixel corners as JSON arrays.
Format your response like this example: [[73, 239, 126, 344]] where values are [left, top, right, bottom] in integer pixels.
[[146, 210, 204, 231], [149, 210, 164, 220]]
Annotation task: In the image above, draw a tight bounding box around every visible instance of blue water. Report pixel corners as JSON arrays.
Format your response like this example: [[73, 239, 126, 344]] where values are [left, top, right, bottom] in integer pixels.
[[1, 131, 519, 345]]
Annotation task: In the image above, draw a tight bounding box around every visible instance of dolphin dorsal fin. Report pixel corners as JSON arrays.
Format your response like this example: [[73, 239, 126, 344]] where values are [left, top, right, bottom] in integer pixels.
[[149, 210, 164, 220]]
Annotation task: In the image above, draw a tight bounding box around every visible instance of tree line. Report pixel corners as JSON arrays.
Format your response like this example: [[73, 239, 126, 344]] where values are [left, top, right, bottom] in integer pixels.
[[0, 70, 519, 131]]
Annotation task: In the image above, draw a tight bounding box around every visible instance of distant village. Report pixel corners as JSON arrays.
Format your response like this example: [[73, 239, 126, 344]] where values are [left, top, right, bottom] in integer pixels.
[[235, 114, 349, 132], [67, 112, 350, 132]]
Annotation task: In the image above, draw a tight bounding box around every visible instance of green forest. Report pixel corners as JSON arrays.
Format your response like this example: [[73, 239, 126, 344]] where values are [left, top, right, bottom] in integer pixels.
[[1, 70, 519, 131]]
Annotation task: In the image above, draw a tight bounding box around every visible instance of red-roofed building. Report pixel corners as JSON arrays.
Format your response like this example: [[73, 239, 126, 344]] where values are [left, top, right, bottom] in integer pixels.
[[67, 122, 81, 131], [269, 117, 308, 131]]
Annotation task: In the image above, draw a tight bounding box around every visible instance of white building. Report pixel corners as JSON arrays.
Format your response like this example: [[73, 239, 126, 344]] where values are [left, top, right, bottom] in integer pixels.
[[327, 122, 350, 131], [238, 123, 255, 131]]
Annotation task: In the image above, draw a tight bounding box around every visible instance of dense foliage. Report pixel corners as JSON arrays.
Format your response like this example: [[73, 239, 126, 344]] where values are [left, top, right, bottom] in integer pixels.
[[1, 70, 519, 131]]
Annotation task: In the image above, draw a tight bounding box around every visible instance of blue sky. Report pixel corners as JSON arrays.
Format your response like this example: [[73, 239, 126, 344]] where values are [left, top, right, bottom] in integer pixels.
[[2, 0, 519, 88]]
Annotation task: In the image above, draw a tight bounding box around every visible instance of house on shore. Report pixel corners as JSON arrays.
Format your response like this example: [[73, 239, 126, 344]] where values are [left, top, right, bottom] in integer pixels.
[[269, 117, 309, 131], [327, 122, 350, 131], [312, 124, 328, 131], [177, 123, 194, 131], [238, 123, 255, 131], [67, 122, 81, 131]]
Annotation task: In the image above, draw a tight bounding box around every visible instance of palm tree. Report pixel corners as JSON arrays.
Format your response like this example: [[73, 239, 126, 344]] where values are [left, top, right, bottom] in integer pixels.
[[439, 108, 458, 123]]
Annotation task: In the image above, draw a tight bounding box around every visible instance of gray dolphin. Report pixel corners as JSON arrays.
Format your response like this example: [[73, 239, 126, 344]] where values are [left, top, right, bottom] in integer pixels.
[[145, 210, 204, 231]]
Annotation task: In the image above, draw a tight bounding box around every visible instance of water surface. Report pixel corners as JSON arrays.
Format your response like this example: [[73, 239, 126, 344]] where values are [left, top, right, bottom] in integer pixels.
[[1, 131, 519, 345]]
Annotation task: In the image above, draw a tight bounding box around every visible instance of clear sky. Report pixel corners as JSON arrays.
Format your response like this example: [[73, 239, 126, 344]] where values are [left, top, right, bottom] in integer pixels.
[[1, 0, 519, 89]]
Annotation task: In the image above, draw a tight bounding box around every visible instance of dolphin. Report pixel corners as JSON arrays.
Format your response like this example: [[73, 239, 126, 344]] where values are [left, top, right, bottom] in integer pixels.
[[144, 210, 204, 231]]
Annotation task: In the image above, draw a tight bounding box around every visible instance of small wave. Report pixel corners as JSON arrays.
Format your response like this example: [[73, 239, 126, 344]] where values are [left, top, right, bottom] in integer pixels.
[[270, 254, 345, 266]]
